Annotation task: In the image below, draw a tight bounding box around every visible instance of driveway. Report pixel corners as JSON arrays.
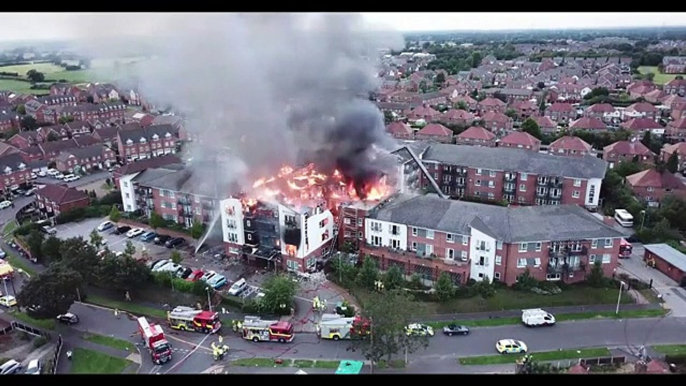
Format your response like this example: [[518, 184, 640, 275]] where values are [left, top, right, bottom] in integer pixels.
[[617, 242, 686, 317], [33, 170, 109, 190]]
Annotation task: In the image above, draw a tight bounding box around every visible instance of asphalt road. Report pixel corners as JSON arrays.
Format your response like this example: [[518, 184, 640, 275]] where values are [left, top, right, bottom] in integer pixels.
[[64, 302, 686, 373], [33, 170, 109, 189]]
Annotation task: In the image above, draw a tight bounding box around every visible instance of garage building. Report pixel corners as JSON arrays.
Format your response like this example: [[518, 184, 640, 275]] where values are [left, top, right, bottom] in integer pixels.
[[643, 243, 686, 287]]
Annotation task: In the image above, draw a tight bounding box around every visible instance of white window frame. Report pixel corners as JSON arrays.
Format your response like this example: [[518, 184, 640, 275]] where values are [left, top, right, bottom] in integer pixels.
[[535, 242, 542, 252], [602, 254, 611, 264], [446, 233, 454, 243], [494, 272, 501, 280], [496, 240, 503, 250], [517, 258, 527, 268], [572, 190, 580, 198], [446, 248, 455, 260], [591, 239, 598, 249], [604, 238, 613, 248], [519, 184, 526, 192], [519, 243, 527, 252], [488, 180, 495, 188], [475, 179, 481, 186], [520, 173, 528, 181], [426, 230, 434, 240], [495, 255, 502, 265], [461, 250, 468, 260], [476, 168, 482, 175], [573, 179, 581, 187], [462, 235, 468, 245], [489, 170, 496, 177], [589, 254, 596, 263]]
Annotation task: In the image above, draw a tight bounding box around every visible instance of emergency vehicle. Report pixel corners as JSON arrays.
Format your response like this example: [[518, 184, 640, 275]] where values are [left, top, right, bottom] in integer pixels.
[[521, 308, 555, 327], [318, 314, 369, 340], [242, 316, 294, 343], [167, 306, 221, 334], [137, 316, 173, 365], [619, 238, 633, 259]]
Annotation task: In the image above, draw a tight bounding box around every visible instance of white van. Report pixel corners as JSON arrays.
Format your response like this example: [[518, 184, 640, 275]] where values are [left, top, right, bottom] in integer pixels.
[[521, 308, 555, 327]]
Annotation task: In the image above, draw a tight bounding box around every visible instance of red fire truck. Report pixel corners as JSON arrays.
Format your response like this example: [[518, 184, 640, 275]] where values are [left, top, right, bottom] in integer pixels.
[[619, 238, 633, 259], [241, 316, 294, 343], [167, 306, 221, 334], [138, 316, 173, 365]]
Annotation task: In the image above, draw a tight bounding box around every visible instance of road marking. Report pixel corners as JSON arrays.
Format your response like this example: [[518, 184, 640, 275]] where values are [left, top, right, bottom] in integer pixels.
[[166, 334, 214, 352], [149, 365, 161, 374]]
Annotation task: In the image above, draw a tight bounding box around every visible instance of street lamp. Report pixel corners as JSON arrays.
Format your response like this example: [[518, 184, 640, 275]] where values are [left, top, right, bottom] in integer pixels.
[[206, 287, 213, 312], [616, 281, 626, 315], [639, 210, 647, 231]]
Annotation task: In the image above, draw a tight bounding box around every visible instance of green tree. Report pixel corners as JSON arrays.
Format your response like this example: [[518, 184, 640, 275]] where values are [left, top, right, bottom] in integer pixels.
[[42, 236, 63, 263], [261, 274, 298, 315], [351, 291, 430, 370], [59, 237, 100, 284], [18, 262, 82, 318], [666, 153, 679, 174], [16, 104, 26, 115], [383, 110, 394, 125], [58, 115, 75, 124], [89, 229, 104, 249], [149, 212, 164, 230], [434, 72, 445, 86], [470, 51, 483, 68], [331, 255, 359, 287], [21, 115, 37, 131], [456, 101, 468, 110], [357, 255, 379, 290], [587, 261, 606, 288], [418, 80, 428, 93], [170, 250, 182, 264], [26, 229, 45, 263], [434, 272, 456, 302], [645, 72, 655, 81], [521, 118, 543, 140], [189, 222, 205, 239], [504, 108, 518, 119], [124, 240, 136, 258], [109, 205, 121, 222], [383, 265, 404, 291], [98, 255, 150, 292], [26, 69, 45, 82]]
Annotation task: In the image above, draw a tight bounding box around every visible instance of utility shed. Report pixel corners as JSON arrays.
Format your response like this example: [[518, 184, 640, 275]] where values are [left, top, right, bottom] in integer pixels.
[[643, 243, 686, 286]]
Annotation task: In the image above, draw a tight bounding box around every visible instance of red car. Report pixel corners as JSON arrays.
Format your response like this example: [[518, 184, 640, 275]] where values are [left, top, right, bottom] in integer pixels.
[[186, 269, 204, 282]]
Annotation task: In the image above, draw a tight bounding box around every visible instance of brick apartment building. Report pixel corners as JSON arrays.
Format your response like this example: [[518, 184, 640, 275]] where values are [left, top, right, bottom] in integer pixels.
[[35, 183, 90, 218], [55, 145, 116, 173], [118, 163, 217, 228], [117, 124, 181, 163], [0, 153, 32, 192], [415, 144, 607, 208], [361, 193, 623, 286]]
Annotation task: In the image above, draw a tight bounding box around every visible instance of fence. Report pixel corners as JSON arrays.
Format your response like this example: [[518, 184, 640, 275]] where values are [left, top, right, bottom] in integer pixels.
[[50, 335, 63, 374], [11, 321, 51, 340], [581, 356, 627, 366], [0, 321, 12, 335]]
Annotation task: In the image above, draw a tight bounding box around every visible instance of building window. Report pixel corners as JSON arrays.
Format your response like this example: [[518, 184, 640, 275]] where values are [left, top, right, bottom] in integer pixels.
[[602, 254, 611, 264], [591, 239, 598, 249], [475, 179, 481, 186], [494, 272, 501, 280], [520, 173, 528, 181], [411, 242, 417, 251], [344, 218, 351, 225], [123, 181, 128, 187], [125, 193, 130, 198], [461, 251, 468, 260], [412, 227, 417, 236], [572, 190, 580, 198], [357, 218, 362, 226], [496, 240, 502, 250], [534, 258, 541, 267], [489, 170, 496, 177], [446, 248, 454, 260], [476, 168, 482, 175], [589, 254, 596, 263], [604, 238, 613, 248], [574, 179, 581, 187], [519, 184, 526, 192], [446, 233, 454, 243], [488, 181, 495, 188], [517, 258, 527, 268], [495, 255, 502, 265], [519, 243, 527, 252], [426, 230, 434, 239], [535, 242, 542, 252], [462, 235, 468, 245]]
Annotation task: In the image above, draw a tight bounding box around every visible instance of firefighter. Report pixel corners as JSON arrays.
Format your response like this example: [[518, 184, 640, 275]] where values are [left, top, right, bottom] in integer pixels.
[[66, 350, 73, 360], [231, 320, 238, 333], [312, 296, 320, 310], [236, 320, 243, 334]]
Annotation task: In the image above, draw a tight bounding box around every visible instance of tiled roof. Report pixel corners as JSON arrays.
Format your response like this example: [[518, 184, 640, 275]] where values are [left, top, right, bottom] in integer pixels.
[[585, 103, 615, 113], [626, 168, 686, 190], [547, 102, 575, 112], [627, 102, 658, 113], [417, 123, 452, 136], [457, 126, 495, 140], [604, 140, 654, 156], [662, 142, 686, 155], [569, 117, 607, 130], [480, 111, 511, 123], [620, 118, 663, 131], [36, 183, 89, 204], [113, 154, 182, 177], [386, 121, 413, 136], [499, 131, 541, 147], [442, 109, 474, 120], [478, 97, 506, 107], [531, 116, 557, 128]]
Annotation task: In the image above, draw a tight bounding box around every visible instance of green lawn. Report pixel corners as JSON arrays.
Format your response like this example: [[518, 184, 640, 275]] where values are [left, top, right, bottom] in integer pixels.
[[653, 344, 686, 355], [376, 359, 406, 369], [2, 220, 18, 240], [85, 295, 168, 319], [423, 285, 633, 315], [0, 79, 50, 95], [638, 66, 682, 85], [83, 333, 135, 351], [10, 311, 55, 330], [70, 348, 132, 374], [459, 348, 611, 366], [425, 308, 666, 328], [5, 253, 37, 277]]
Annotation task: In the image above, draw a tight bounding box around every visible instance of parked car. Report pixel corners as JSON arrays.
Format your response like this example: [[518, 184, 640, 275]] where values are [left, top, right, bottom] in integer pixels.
[[140, 231, 157, 242], [0, 295, 17, 308], [114, 226, 131, 235], [149, 259, 169, 270], [40, 226, 57, 235], [443, 324, 470, 336], [207, 273, 228, 289], [201, 271, 217, 283], [24, 359, 40, 375], [154, 234, 171, 245], [186, 269, 204, 282], [0, 359, 22, 375], [153, 261, 183, 274], [54, 173, 65, 180], [0, 201, 11, 210], [97, 221, 114, 232], [56, 313, 79, 325], [24, 188, 37, 196], [30, 173, 37, 180], [405, 323, 434, 337], [126, 228, 145, 238], [37, 171, 47, 177], [228, 278, 248, 296], [165, 237, 186, 249], [496, 339, 527, 354], [178, 267, 193, 279], [0, 249, 6, 259]]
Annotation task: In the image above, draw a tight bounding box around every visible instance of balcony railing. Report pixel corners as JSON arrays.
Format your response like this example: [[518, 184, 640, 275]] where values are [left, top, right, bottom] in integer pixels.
[[537, 178, 548, 186], [547, 261, 585, 274], [504, 173, 516, 182], [178, 198, 192, 206], [362, 243, 469, 271], [548, 246, 588, 258], [456, 179, 466, 187], [536, 190, 548, 198], [548, 179, 563, 188], [503, 185, 515, 193], [548, 193, 562, 200]]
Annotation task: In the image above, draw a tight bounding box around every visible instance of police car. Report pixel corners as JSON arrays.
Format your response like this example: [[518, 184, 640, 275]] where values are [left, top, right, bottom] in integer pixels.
[[496, 339, 527, 354], [405, 323, 435, 337]]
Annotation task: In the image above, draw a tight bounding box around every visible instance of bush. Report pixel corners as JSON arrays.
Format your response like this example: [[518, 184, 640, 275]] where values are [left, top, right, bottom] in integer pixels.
[[14, 222, 40, 236], [617, 273, 650, 290], [33, 336, 47, 348], [55, 205, 112, 224], [98, 191, 123, 207]]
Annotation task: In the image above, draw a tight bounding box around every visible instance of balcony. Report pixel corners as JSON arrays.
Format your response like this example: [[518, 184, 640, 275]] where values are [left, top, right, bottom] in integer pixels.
[[455, 168, 467, 176], [456, 179, 466, 187], [177, 198, 192, 206], [547, 259, 585, 274], [536, 190, 548, 198], [548, 192, 562, 200], [503, 184, 515, 193], [548, 178, 563, 188], [536, 178, 548, 186], [361, 243, 470, 273], [504, 173, 517, 182], [548, 246, 588, 258], [202, 201, 214, 210]]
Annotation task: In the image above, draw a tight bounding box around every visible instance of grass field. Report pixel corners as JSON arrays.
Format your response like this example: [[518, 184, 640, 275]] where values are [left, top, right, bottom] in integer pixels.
[[459, 348, 611, 366], [638, 66, 683, 85], [653, 344, 686, 355], [70, 348, 132, 374], [0, 79, 51, 95], [83, 333, 135, 352], [85, 295, 168, 319], [10, 311, 56, 330], [425, 308, 667, 328]]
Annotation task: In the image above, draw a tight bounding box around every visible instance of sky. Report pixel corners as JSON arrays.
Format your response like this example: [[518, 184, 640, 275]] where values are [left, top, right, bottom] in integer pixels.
[[0, 12, 685, 42]]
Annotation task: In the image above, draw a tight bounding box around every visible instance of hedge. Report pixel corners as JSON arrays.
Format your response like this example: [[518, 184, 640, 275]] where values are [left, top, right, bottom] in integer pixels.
[[55, 205, 112, 225]]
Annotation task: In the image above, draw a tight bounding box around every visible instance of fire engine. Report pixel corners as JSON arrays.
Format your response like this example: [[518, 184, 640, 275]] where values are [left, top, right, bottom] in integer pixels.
[[167, 306, 221, 334], [241, 316, 294, 343], [318, 314, 354, 340], [137, 316, 172, 365]]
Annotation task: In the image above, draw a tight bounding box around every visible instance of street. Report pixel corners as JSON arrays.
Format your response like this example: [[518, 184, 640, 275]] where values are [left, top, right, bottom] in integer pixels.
[[61, 302, 686, 374]]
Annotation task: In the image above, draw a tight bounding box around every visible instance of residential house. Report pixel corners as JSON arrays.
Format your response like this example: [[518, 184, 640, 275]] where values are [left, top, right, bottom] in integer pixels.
[[644, 89, 668, 104], [482, 88, 533, 103], [58, 103, 126, 124], [642, 244, 686, 286], [19, 147, 44, 163], [623, 102, 659, 122], [7, 131, 39, 149], [63, 120, 92, 137], [569, 117, 607, 131], [24, 99, 49, 122], [38, 138, 82, 161], [419, 144, 607, 208], [0, 112, 19, 134], [92, 125, 120, 148], [603, 141, 655, 168], [123, 89, 143, 106], [55, 145, 116, 173], [407, 105, 441, 122], [36, 95, 77, 107], [50, 83, 88, 101], [583, 103, 618, 123], [385, 121, 414, 140], [414, 123, 453, 143], [455, 126, 496, 147], [498, 131, 541, 152], [0, 142, 19, 158], [659, 142, 686, 172], [530, 116, 558, 133], [479, 111, 513, 134], [117, 124, 180, 163], [87, 83, 120, 103], [35, 126, 64, 142], [389, 91, 418, 104], [476, 97, 507, 114], [627, 80, 657, 99], [545, 103, 576, 123], [376, 102, 414, 116], [452, 95, 478, 111], [547, 136, 594, 157], [509, 100, 538, 120], [620, 118, 665, 136], [130, 112, 156, 127], [0, 153, 32, 191], [361, 193, 622, 286], [625, 169, 686, 204], [111, 154, 181, 187], [666, 117, 686, 140], [412, 92, 447, 106], [439, 109, 474, 126], [34, 183, 90, 219], [664, 78, 686, 96]]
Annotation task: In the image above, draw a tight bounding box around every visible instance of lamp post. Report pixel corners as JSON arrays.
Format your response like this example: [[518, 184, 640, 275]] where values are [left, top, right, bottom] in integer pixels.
[[639, 210, 647, 231], [616, 281, 626, 315], [206, 287, 213, 312]]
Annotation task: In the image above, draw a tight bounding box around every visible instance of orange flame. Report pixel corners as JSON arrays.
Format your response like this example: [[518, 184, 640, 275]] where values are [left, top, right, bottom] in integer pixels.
[[286, 244, 297, 256]]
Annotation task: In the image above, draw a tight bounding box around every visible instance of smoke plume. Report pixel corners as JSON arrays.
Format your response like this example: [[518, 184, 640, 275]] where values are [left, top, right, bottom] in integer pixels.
[[72, 13, 403, 198]]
